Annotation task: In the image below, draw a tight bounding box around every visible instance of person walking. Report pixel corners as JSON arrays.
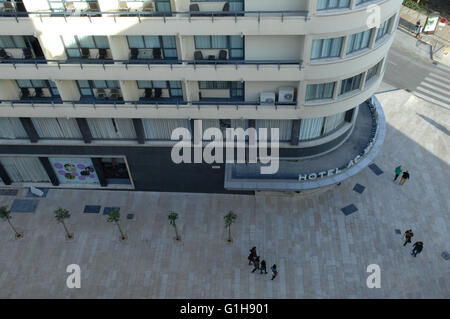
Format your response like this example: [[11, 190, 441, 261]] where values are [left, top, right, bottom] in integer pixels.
[[411, 241, 423, 257], [402, 229, 414, 247], [260, 260, 267, 274], [415, 21, 421, 34], [399, 171, 410, 185], [251, 256, 260, 273], [271, 264, 278, 280], [393, 165, 402, 181], [248, 247, 256, 265]]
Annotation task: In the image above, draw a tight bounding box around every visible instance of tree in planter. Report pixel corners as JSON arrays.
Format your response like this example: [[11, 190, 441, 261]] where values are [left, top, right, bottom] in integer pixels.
[[0, 206, 23, 239], [168, 211, 181, 241], [54, 208, 74, 240], [106, 208, 127, 241], [224, 211, 237, 243]]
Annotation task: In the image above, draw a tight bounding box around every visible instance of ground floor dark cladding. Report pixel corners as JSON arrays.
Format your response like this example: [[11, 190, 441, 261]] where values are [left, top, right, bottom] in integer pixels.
[[0, 144, 259, 194]]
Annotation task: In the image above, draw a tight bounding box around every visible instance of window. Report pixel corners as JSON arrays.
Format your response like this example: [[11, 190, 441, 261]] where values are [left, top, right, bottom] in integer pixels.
[[127, 35, 178, 59], [0, 36, 27, 48], [0, 157, 50, 183], [317, 0, 350, 10], [137, 80, 183, 97], [16, 80, 60, 97], [311, 37, 343, 59], [306, 82, 335, 101], [194, 35, 244, 59], [0, 118, 28, 139], [31, 118, 82, 139], [199, 81, 244, 100], [355, 0, 374, 5], [76, 80, 120, 97], [48, 0, 98, 12], [142, 119, 190, 140], [87, 118, 137, 140], [61, 35, 110, 58], [366, 62, 380, 82], [347, 29, 372, 54], [376, 17, 392, 41], [100, 158, 131, 185], [339, 73, 363, 95]]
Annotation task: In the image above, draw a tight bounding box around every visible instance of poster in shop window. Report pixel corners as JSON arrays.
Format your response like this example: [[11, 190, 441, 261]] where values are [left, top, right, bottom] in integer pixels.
[[49, 157, 100, 184]]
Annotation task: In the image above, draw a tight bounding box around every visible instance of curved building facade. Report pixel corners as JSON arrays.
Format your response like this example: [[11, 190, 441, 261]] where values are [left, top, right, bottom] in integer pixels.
[[0, 0, 402, 193]]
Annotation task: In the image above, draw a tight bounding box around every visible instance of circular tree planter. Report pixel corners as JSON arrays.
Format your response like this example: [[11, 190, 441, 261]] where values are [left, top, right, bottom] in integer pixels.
[[66, 233, 75, 240], [173, 236, 182, 242], [120, 234, 128, 241], [15, 232, 24, 240]]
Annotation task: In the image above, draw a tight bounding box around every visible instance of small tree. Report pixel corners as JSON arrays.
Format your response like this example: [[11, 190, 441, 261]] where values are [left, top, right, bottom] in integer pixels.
[[54, 208, 73, 239], [168, 211, 181, 241], [224, 211, 237, 243], [0, 206, 23, 239], [107, 208, 127, 241]]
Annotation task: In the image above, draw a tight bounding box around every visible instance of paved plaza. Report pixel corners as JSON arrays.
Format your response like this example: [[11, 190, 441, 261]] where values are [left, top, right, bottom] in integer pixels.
[[0, 89, 449, 298]]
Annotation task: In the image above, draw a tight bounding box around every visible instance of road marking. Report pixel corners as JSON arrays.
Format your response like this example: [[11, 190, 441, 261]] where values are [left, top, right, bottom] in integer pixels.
[[428, 72, 450, 85], [422, 77, 450, 90], [429, 67, 450, 77], [388, 61, 397, 66], [415, 86, 450, 102], [419, 81, 450, 97], [413, 91, 450, 109], [435, 63, 450, 72]]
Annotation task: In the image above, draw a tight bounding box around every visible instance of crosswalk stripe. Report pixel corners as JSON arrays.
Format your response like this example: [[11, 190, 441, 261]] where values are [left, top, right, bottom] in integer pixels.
[[429, 67, 449, 77], [422, 76, 450, 90], [415, 86, 450, 103], [436, 63, 450, 72], [427, 72, 450, 85], [419, 82, 450, 98], [413, 91, 450, 109]]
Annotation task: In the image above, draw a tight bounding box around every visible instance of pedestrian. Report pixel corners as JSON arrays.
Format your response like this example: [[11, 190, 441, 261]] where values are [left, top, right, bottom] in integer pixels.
[[411, 241, 423, 257], [271, 264, 278, 280], [248, 247, 256, 265], [251, 256, 260, 273], [260, 260, 267, 274], [393, 165, 402, 181], [415, 21, 421, 34], [402, 229, 414, 247], [399, 171, 410, 185]]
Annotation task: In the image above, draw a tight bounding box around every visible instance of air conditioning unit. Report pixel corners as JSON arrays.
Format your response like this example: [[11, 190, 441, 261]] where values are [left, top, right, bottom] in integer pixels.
[[260, 92, 276, 105], [278, 87, 295, 103]]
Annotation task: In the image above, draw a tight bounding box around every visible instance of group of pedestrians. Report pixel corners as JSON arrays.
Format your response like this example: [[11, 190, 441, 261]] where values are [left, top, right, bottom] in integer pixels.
[[393, 165, 410, 185], [402, 229, 424, 257], [248, 247, 278, 280]]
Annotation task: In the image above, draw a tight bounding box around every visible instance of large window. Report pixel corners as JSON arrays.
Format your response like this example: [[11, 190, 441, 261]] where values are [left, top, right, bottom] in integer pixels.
[[61, 35, 110, 58], [306, 82, 335, 101], [0, 36, 44, 59], [194, 35, 244, 59], [0, 36, 28, 48], [298, 110, 347, 141], [77, 80, 120, 97], [87, 118, 137, 140], [339, 73, 363, 95], [199, 81, 244, 99], [366, 62, 381, 82], [311, 37, 343, 60], [0, 118, 28, 139], [142, 119, 190, 140], [355, 0, 374, 5], [376, 17, 392, 41], [0, 157, 50, 183], [31, 118, 82, 139], [49, 157, 100, 185], [100, 157, 131, 185], [137, 80, 183, 97], [347, 29, 372, 54], [127, 36, 177, 59], [16, 80, 60, 98], [317, 0, 350, 10]]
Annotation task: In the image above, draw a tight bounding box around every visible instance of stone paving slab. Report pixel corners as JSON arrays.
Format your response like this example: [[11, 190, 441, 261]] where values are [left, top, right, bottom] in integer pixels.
[[0, 90, 449, 298]]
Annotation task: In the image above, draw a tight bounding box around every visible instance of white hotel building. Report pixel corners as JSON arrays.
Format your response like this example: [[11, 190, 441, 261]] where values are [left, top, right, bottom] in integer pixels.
[[0, 0, 401, 193]]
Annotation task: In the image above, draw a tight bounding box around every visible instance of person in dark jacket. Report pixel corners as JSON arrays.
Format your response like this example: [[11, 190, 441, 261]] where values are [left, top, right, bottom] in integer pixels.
[[400, 171, 410, 185], [248, 247, 257, 265], [260, 260, 267, 274], [271, 264, 278, 280], [403, 229, 414, 247], [411, 241, 423, 257], [251, 256, 260, 273]]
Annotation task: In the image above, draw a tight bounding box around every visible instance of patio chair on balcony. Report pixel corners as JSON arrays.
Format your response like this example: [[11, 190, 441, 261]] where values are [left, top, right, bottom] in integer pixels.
[[189, 4, 200, 16], [0, 49, 12, 59], [20, 88, 30, 99], [65, 2, 75, 12], [23, 48, 33, 59], [3, 2, 15, 12], [221, 2, 230, 16], [154, 88, 162, 99], [194, 51, 203, 61], [96, 88, 106, 99], [153, 48, 162, 60], [34, 88, 43, 98], [144, 88, 153, 99], [110, 88, 122, 100], [88, 2, 100, 12], [130, 48, 139, 60], [98, 48, 107, 60], [81, 48, 90, 59], [118, 1, 129, 12], [218, 50, 227, 61], [142, 2, 155, 12]]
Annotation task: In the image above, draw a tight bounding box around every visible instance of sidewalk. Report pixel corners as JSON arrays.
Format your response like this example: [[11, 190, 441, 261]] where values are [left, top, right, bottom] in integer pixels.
[[399, 5, 450, 66], [0, 89, 449, 298]]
